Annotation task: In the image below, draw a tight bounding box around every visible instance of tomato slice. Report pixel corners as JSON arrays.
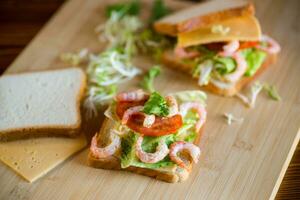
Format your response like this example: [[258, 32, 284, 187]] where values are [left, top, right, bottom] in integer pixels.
[[126, 114, 183, 137], [239, 41, 259, 50], [116, 100, 147, 119], [116, 100, 183, 136]]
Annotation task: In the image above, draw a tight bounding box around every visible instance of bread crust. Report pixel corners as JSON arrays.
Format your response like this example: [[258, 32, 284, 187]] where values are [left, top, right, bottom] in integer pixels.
[[161, 50, 277, 96], [0, 67, 87, 141], [88, 118, 205, 183], [154, 2, 254, 36]]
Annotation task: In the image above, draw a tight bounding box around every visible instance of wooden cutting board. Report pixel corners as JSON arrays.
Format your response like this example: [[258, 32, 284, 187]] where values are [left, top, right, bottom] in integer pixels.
[[0, 0, 299, 199]]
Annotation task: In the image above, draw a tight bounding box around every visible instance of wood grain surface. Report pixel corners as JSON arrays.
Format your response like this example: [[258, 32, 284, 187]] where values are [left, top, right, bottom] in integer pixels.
[[0, 0, 299, 199]]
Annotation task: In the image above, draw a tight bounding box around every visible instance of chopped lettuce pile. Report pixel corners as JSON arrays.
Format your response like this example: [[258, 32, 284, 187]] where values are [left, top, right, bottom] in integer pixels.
[[105, 91, 207, 170], [192, 46, 267, 85], [84, 49, 140, 117]]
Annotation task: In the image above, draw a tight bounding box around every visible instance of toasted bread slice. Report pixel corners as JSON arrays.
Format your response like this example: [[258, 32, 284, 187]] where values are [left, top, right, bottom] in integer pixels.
[[0, 68, 86, 141], [161, 50, 277, 96], [154, 0, 254, 36], [88, 117, 204, 183]]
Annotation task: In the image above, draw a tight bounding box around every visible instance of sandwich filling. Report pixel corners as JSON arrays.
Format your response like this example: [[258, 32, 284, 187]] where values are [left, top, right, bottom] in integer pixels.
[[175, 35, 280, 89], [90, 90, 207, 171]]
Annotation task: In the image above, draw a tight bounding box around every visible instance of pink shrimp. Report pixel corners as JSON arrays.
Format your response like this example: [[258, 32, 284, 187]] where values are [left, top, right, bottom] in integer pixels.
[[121, 106, 155, 127], [219, 40, 239, 57], [224, 52, 247, 83], [116, 89, 148, 102], [256, 35, 281, 54], [169, 141, 201, 170], [90, 132, 121, 159], [121, 106, 143, 125], [135, 135, 169, 163], [165, 95, 179, 117], [180, 102, 207, 132], [174, 46, 200, 59]]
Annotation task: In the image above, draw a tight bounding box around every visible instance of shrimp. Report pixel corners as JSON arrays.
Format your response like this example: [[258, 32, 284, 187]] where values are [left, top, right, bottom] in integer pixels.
[[180, 102, 207, 132], [135, 135, 169, 163], [116, 89, 147, 102], [256, 35, 281, 54], [121, 105, 156, 127], [169, 141, 201, 170], [143, 114, 155, 128], [165, 95, 179, 117], [224, 52, 247, 83], [219, 40, 239, 57], [90, 132, 121, 159], [121, 106, 143, 125], [174, 46, 200, 59]]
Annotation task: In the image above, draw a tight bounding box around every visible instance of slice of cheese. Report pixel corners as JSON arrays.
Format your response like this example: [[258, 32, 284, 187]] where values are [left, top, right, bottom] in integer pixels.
[[178, 14, 261, 47], [0, 135, 86, 182]]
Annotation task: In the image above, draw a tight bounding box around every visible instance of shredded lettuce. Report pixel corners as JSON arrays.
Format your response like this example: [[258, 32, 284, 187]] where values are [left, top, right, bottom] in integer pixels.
[[84, 49, 140, 118], [142, 92, 169, 117], [263, 84, 281, 101], [140, 66, 161, 92], [241, 48, 267, 76], [60, 48, 88, 66], [223, 113, 244, 125], [96, 12, 142, 56], [192, 47, 267, 85], [214, 57, 236, 75]]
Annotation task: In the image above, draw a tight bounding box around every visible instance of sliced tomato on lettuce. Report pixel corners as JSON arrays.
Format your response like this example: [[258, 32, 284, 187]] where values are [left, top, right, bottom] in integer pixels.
[[116, 100, 183, 136]]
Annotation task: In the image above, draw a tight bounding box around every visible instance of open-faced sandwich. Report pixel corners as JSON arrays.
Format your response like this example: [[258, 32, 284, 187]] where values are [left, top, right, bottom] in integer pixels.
[[154, 0, 280, 96], [88, 89, 207, 182]]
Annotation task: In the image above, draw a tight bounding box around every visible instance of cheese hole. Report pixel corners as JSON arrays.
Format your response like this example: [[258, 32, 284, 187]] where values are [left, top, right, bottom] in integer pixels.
[[55, 153, 59, 157], [14, 162, 18, 166], [30, 165, 34, 169]]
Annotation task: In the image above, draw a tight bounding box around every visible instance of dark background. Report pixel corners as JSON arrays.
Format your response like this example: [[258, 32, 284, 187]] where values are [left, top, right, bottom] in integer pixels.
[[0, 0, 299, 199]]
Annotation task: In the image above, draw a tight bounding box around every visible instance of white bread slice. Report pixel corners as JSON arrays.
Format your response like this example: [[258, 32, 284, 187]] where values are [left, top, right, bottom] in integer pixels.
[[88, 116, 205, 183], [0, 68, 86, 141], [161, 50, 277, 96], [177, 14, 261, 47], [154, 0, 254, 36]]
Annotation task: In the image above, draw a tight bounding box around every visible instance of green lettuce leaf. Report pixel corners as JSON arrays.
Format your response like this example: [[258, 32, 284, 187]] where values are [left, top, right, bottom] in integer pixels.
[[120, 132, 175, 169], [120, 132, 138, 168], [149, 0, 171, 23], [171, 90, 207, 105], [140, 66, 161, 92], [143, 92, 169, 117], [106, 0, 140, 18], [241, 48, 267, 76], [214, 57, 236, 75]]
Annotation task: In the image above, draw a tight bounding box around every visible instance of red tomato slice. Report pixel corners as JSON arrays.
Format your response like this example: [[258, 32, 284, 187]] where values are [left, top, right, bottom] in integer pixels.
[[126, 114, 183, 137], [116, 100, 147, 120], [116, 100, 183, 136], [239, 41, 259, 50]]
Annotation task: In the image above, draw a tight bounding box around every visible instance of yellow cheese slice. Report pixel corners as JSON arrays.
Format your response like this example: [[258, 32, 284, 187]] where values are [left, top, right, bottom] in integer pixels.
[[178, 14, 261, 47], [0, 135, 86, 182]]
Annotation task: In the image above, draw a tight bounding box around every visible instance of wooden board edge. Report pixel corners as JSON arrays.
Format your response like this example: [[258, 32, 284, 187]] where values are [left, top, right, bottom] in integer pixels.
[[269, 128, 300, 200]]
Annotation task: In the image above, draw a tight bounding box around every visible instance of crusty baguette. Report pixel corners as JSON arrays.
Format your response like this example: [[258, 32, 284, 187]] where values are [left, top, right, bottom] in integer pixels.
[[161, 50, 277, 96], [154, 0, 254, 36], [0, 68, 86, 141], [88, 118, 205, 183]]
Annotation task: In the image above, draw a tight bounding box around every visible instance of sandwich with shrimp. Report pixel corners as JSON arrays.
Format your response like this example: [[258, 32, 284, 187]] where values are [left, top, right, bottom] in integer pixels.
[[88, 89, 207, 182], [154, 0, 281, 96]]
